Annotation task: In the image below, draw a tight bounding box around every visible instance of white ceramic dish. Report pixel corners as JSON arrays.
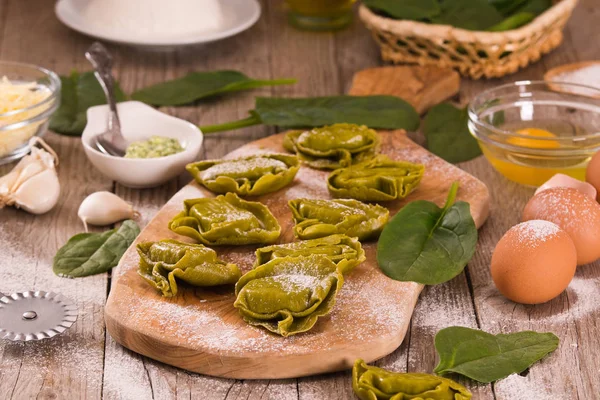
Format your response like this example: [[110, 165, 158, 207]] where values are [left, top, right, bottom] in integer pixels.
[[82, 101, 203, 188], [55, 0, 261, 49]]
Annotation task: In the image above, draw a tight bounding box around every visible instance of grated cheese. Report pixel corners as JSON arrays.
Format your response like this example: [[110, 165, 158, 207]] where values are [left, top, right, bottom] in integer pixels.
[[0, 76, 51, 157]]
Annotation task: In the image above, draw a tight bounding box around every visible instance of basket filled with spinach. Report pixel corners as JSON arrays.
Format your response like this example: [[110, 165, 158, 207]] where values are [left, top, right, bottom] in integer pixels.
[[359, 0, 578, 79]]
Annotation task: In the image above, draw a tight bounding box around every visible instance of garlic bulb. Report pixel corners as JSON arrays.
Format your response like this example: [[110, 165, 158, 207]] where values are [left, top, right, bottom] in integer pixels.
[[0, 138, 60, 214], [78, 191, 139, 232]]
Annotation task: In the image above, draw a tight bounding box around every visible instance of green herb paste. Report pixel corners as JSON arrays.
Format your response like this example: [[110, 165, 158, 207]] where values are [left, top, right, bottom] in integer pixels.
[[125, 136, 184, 159]]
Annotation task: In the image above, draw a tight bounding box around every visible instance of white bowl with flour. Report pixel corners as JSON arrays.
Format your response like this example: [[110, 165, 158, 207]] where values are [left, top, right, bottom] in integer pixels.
[[55, 0, 261, 49]]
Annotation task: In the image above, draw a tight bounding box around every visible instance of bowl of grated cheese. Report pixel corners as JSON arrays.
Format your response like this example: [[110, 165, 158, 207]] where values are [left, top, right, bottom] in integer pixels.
[[0, 62, 61, 164]]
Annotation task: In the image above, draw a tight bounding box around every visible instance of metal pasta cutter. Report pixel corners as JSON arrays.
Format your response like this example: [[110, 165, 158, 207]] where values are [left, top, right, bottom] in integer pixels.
[[0, 291, 78, 342]]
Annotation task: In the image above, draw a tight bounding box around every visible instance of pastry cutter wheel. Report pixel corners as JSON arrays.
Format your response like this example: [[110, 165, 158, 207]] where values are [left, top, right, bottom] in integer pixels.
[[0, 290, 78, 342]]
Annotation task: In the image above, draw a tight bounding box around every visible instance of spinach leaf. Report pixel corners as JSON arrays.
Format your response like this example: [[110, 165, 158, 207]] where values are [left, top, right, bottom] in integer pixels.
[[434, 326, 560, 383], [49, 71, 127, 136], [431, 0, 504, 30], [489, 12, 535, 31], [200, 95, 420, 133], [517, 0, 552, 15], [363, 0, 441, 20], [489, 0, 529, 16], [53, 220, 140, 278], [377, 182, 477, 285], [423, 103, 482, 164], [131, 70, 296, 106]]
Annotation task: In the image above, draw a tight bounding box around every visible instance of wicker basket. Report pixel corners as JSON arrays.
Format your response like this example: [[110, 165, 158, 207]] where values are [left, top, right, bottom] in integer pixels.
[[359, 0, 579, 79]]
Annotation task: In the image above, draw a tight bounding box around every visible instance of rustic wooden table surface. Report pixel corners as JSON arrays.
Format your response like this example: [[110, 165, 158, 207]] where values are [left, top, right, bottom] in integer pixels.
[[1, 1, 599, 399]]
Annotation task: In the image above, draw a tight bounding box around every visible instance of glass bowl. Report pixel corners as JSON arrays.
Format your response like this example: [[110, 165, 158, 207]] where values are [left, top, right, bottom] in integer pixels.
[[0, 62, 61, 164], [468, 81, 600, 187]]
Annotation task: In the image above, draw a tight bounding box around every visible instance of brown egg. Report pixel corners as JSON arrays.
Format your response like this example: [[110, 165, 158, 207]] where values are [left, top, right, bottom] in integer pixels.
[[586, 151, 600, 201], [536, 173, 596, 200], [522, 187, 600, 265], [491, 220, 577, 304]]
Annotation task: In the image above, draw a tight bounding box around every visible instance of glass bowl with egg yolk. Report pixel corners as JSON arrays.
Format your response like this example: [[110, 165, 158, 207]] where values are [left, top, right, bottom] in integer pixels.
[[468, 81, 600, 187]]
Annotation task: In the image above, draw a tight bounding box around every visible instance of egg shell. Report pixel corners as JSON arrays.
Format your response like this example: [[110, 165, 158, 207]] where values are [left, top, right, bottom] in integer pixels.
[[535, 173, 597, 200], [586, 150, 600, 201], [491, 220, 577, 304], [522, 187, 600, 265]]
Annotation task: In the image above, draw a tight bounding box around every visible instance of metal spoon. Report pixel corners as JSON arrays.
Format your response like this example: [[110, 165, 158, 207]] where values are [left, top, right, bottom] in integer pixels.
[[85, 42, 128, 157]]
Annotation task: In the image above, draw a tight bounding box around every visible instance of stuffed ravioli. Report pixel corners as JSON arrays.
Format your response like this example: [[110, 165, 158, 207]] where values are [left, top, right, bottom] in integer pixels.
[[234, 255, 343, 336], [352, 359, 472, 400], [283, 123, 379, 170], [327, 155, 424, 201], [186, 153, 299, 196], [137, 239, 241, 297], [255, 234, 365, 274], [289, 198, 389, 241], [169, 192, 281, 246]]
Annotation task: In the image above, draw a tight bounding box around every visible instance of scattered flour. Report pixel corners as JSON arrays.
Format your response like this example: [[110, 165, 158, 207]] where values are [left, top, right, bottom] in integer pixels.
[[495, 374, 554, 400], [0, 227, 106, 306], [479, 276, 600, 324]]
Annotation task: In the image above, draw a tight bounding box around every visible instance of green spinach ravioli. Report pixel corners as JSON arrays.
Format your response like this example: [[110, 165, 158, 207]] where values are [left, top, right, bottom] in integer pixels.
[[169, 192, 281, 246], [283, 123, 379, 170], [234, 254, 344, 336], [186, 153, 299, 196]]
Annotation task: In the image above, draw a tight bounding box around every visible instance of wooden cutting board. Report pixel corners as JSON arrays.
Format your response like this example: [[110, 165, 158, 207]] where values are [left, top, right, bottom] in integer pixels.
[[105, 67, 488, 379]]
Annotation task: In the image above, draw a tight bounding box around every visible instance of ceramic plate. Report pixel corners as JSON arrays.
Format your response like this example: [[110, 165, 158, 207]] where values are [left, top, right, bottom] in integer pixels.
[[55, 0, 261, 49]]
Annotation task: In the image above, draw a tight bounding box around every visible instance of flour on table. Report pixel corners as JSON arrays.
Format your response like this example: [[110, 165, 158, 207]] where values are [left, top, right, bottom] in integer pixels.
[[0, 228, 105, 306], [495, 374, 553, 400]]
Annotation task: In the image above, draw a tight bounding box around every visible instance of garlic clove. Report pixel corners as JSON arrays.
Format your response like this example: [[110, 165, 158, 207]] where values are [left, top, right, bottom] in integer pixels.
[[9, 160, 47, 192], [0, 137, 60, 214], [13, 169, 61, 214], [0, 169, 20, 195], [78, 191, 138, 231]]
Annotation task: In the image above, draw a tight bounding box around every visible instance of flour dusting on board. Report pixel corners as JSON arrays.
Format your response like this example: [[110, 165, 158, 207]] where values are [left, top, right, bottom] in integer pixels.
[[105, 131, 489, 377], [119, 259, 418, 355]]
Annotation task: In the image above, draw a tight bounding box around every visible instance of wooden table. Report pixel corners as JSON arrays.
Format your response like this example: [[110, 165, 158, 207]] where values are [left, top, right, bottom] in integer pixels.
[[1, 1, 599, 399]]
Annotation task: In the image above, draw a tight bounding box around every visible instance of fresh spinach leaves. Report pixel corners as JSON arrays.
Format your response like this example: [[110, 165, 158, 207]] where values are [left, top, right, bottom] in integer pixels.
[[434, 326, 560, 383], [200, 95, 420, 133], [362, 0, 440, 20], [488, 12, 535, 31], [53, 220, 140, 278], [131, 70, 296, 106], [49, 70, 296, 135], [431, 0, 504, 31], [377, 182, 477, 285], [363, 0, 551, 31], [490, 0, 529, 16], [423, 103, 482, 164], [49, 71, 127, 136]]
